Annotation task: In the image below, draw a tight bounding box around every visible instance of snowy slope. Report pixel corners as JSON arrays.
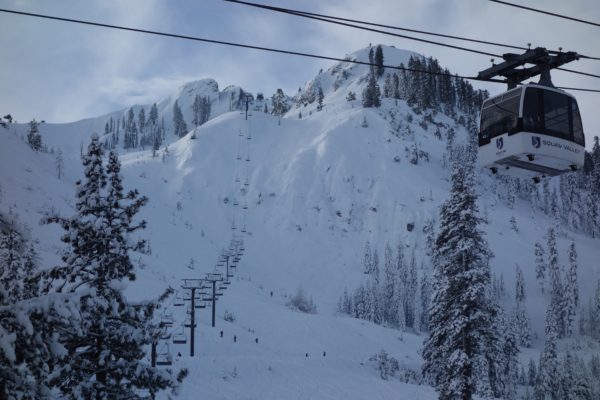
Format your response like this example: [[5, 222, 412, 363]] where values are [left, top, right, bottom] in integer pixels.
[[2, 45, 600, 399]]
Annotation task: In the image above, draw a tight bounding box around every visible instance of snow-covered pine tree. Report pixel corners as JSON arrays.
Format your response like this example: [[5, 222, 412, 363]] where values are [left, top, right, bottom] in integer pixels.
[[192, 94, 202, 130], [419, 267, 431, 332], [546, 227, 566, 338], [392, 72, 401, 99], [271, 88, 289, 117], [403, 252, 418, 330], [42, 135, 185, 398], [201, 96, 211, 124], [0, 220, 74, 399], [383, 73, 393, 98], [534, 241, 546, 293], [138, 108, 146, 148], [594, 280, 600, 340], [382, 242, 397, 327], [422, 155, 496, 400], [535, 301, 561, 400], [374, 45, 384, 78], [500, 314, 519, 400], [395, 242, 407, 330], [56, 149, 64, 180], [363, 240, 372, 274], [26, 119, 43, 152], [316, 87, 324, 111], [369, 249, 382, 324], [173, 100, 188, 138], [514, 264, 532, 347], [362, 72, 381, 108], [564, 241, 580, 337], [148, 103, 158, 127]]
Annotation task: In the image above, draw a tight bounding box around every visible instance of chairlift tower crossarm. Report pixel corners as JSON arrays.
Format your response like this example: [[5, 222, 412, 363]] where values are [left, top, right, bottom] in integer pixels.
[[477, 47, 579, 89]]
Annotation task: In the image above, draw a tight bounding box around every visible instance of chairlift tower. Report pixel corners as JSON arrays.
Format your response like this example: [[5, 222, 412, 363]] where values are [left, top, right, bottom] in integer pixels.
[[181, 278, 205, 357], [205, 272, 224, 327]]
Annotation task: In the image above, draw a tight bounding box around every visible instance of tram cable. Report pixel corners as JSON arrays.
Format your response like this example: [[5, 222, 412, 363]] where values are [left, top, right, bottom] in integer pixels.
[[488, 0, 600, 28], [224, 0, 600, 79], [1, 7, 599, 93]]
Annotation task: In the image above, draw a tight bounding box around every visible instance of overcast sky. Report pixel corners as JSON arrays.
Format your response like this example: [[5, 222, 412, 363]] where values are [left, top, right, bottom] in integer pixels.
[[1, 0, 599, 146]]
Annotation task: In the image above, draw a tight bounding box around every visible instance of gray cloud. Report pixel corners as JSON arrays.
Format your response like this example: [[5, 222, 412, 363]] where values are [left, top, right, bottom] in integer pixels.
[[1, 0, 598, 148]]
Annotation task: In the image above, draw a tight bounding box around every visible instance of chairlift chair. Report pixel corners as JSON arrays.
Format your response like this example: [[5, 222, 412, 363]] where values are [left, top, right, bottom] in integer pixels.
[[184, 317, 196, 328], [160, 329, 171, 340], [156, 349, 173, 366], [172, 331, 187, 345], [160, 314, 174, 327], [173, 292, 185, 307]]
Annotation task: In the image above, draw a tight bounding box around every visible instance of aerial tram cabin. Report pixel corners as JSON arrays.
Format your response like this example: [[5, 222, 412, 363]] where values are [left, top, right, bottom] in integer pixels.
[[478, 84, 585, 181], [476, 47, 586, 182]]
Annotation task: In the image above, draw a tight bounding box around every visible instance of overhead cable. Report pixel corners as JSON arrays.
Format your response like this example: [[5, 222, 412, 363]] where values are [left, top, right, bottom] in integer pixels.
[[489, 0, 600, 28], [2, 8, 600, 93], [0, 8, 502, 83], [225, 0, 600, 76]]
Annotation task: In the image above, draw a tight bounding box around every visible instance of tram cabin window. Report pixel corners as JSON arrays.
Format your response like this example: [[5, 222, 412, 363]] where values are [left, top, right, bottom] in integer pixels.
[[571, 101, 585, 146], [479, 88, 521, 145], [523, 87, 585, 146], [543, 90, 570, 139]]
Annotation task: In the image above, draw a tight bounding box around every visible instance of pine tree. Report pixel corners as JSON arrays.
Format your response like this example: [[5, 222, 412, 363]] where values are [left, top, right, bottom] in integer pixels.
[[138, 108, 146, 147], [173, 100, 188, 138], [395, 242, 407, 330], [316, 87, 324, 111], [594, 280, 600, 340], [363, 240, 372, 274], [55, 149, 64, 180], [392, 72, 401, 99], [564, 241, 579, 336], [382, 242, 397, 327], [514, 264, 532, 347], [271, 88, 289, 117], [547, 227, 565, 337], [419, 267, 431, 332], [26, 119, 43, 151], [535, 303, 561, 400], [383, 73, 393, 98], [148, 103, 159, 127], [0, 220, 72, 399], [42, 135, 185, 398], [422, 157, 496, 400], [362, 72, 381, 108], [403, 253, 418, 330], [534, 241, 546, 293], [374, 45, 384, 78], [192, 94, 202, 130]]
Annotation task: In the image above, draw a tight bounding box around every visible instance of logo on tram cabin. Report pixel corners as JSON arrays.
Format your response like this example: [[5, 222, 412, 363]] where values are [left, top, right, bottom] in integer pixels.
[[496, 138, 504, 150], [532, 136, 541, 149]]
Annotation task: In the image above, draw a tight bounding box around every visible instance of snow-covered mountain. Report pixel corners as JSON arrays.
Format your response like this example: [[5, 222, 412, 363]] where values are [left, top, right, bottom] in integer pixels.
[[2, 45, 599, 399]]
